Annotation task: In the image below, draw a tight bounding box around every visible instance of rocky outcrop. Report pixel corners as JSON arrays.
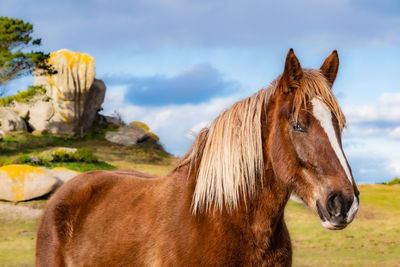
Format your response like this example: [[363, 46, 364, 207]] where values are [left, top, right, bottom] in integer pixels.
[[12, 94, 54, 132], [0, 164, 79, 202], [102, 115, 125, 127], [0, 108, 27, 132], [0, 49, 106, 136], [105, 121, 159, 146], [30, 49, 106, 135], [105, 125, 148, 146]]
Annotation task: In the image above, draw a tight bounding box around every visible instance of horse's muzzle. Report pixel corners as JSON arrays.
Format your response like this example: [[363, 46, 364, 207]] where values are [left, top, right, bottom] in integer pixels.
[[316, 193, 359, 230]]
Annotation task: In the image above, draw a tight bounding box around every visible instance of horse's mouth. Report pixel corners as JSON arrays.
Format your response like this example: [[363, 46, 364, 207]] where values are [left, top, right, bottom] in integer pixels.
[[316, 200, 347, 230]]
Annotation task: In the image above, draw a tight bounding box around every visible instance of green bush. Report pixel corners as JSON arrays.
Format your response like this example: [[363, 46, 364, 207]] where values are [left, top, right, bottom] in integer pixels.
[[0, 95, 14, 106], [11, 154, 31, 164], [52, 148, 98, 163], [387, 177, 400, 186], [53, 149, 71, 162], [37, 150, 54, 162], [73, 147, 97, 163], [0, 85, 46, 106]]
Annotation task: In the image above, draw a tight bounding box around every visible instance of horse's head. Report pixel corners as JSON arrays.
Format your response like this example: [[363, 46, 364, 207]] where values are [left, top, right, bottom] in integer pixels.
[[267, 49, 359, 230]]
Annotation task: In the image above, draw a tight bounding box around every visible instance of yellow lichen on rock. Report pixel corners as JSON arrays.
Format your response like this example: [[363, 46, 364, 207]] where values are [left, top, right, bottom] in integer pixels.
[[32, 49, 106, 135], [34, 49, 96, 132], [0, 165, 45, 201], [0, 165, 57, 201], [46, 50, 95, 91], [129, 121, 150, 132]]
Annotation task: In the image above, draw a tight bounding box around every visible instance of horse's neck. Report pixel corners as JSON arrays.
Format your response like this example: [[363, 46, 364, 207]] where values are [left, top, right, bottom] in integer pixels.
[[233, 169, 290, 245], [173, 165, 290, 246], [166, 165, 291, 264]]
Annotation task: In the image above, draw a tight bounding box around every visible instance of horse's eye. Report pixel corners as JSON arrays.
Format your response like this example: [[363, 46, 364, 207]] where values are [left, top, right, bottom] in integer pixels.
[[292, 122, 305, 132]]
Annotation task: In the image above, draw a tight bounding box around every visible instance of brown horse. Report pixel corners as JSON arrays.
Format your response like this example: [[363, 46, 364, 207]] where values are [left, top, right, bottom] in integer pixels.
[[36, 49, 359, 266]]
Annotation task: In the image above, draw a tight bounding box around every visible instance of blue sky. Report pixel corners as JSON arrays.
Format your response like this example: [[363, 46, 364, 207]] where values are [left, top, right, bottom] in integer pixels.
[[2, 0, 400, 183]]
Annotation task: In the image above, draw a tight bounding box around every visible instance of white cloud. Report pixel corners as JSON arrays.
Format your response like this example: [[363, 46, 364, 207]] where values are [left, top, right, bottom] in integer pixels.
[[344, 96, 400, 123], [186, 121, 210, 140], [389, 126, 400, 139], [379, 93, 400, 106], [102, 90, 237, 155], [387, 160, 400, 176], [343, 92, 400, 140]]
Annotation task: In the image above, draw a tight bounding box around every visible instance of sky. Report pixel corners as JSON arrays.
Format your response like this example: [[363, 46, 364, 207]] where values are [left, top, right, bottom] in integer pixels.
[[1, 0, 400, 183]]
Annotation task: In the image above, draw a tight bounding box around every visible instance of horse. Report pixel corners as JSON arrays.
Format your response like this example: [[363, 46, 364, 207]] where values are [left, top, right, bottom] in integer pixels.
[[36, 49, 359, 266]]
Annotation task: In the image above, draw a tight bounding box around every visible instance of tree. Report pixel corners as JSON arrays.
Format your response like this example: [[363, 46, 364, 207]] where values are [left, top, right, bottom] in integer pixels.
[[0, 16, 54, 94]]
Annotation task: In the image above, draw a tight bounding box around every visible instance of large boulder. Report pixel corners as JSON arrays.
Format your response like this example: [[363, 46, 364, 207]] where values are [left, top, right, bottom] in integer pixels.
[[0, 165, 57, 201], [49, 167, 80, 187], [0, 108, 27, 132], [32, 49, 106, 135], [105, 124, 148, 146], [12, 94, 54, 132], [0, 165, 80, 201]]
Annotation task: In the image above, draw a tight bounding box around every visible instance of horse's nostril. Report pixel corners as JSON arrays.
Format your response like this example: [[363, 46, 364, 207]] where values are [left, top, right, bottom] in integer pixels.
[[326, 193, 343, 217]]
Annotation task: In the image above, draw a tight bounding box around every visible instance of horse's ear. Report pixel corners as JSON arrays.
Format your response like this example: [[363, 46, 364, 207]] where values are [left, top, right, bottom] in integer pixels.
[[279, 48, 303, 94], [320, 50, 339, 87]]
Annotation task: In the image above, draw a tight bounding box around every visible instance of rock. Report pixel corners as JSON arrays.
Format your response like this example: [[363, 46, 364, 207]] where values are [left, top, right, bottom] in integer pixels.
[[0, 165, 58, 201], [0, 165, 81, 201], [0, 108, 27, 132], [103, 115, 124, 127], [11, 94, 54, 132], [129, 121, 149, 132], [105, 125, 148, 146], [76, 79, 106, 133], [49, 167, 79, 187], [27, 99, 54, 132], [29, 155, 41, 164], [33, 49, 105, 135]]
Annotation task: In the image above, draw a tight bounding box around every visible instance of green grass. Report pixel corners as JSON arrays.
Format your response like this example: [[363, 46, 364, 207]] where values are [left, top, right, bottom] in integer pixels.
[[0, 85, 47, 107], [0, 131, 171, 172], [44, 161, 115, 172], [0, 131, 169, 162], [0, 211, 38, 266]]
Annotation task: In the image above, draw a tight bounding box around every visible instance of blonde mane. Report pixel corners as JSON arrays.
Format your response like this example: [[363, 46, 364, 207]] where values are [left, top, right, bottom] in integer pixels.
[[177, 69, 345, 214]]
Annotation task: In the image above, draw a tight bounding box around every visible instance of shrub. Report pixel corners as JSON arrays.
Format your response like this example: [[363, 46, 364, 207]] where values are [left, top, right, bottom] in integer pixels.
[[53, 149, 71, 162], [52, 147, 98, 163], [0, 85, 46, 106], [387, 177, 400, 186], [37, 150, 54, 163], [73, 147, 98, 163], [11, 154, 31, 164]]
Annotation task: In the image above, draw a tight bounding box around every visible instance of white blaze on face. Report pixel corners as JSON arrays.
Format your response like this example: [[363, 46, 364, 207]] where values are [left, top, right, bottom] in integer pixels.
[[311, 98, 353, 184]]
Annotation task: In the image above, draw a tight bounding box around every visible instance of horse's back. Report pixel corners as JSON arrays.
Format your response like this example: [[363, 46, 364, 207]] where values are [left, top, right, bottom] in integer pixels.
[[36, 169, 164, 266]]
